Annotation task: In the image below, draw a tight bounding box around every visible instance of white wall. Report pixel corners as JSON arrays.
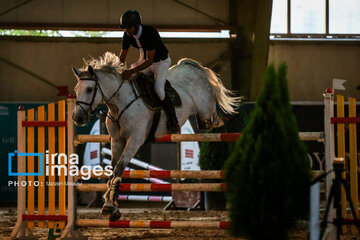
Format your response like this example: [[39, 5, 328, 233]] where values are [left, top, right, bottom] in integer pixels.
[[1, 37, 359, 102], [0, 37, 231, 101], [268, 41, 360, 101]]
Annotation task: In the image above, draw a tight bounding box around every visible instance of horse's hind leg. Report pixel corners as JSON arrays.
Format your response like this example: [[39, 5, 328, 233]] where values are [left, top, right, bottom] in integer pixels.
[[195, 99, 223, 129], [210, 112, 224, 128], [196, 112, 223, 129], [196, 115, 212, 129]]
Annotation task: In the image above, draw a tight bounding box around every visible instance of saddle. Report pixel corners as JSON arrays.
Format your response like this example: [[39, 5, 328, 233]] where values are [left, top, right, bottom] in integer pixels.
[[132, 72, 182, 111]]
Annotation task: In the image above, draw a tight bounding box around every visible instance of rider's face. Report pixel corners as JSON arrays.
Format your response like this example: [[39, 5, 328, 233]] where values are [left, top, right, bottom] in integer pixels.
[[125, 26, 136, 36]]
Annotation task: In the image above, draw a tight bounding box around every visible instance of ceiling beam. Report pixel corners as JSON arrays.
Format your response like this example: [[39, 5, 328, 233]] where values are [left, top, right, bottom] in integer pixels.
[[0, 23, 230, 32], [173, 0, 228, 26]]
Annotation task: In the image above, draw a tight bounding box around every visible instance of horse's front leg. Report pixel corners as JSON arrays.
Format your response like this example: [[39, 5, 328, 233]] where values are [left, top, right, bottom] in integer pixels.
[[104, 136, 146, 221], [101, 137, 125, 220], [112, 137, 145, 177]]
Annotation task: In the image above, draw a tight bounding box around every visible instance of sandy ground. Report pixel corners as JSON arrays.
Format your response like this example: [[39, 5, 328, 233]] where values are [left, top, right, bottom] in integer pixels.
[[1, 206, 359, 240], [2, 206, 235, 240]]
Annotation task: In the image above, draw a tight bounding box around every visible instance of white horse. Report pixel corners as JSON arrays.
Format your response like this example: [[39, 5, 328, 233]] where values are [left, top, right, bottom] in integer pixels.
[[72, 52, 241, 221]]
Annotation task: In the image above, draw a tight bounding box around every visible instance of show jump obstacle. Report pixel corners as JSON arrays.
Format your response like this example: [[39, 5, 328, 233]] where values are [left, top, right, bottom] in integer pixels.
[[323, 90, 360, 236], [10, 98, 230, 239], [10, 99, 71, 239], [11, 90, 357, 239]]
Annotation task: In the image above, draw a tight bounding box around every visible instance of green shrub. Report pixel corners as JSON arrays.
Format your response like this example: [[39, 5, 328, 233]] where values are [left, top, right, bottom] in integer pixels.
[[224, 63, 311, 239], [199, 126, 233, 171]]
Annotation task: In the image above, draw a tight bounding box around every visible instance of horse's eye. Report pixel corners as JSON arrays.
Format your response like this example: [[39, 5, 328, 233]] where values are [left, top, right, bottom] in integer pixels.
[[86, 88, 93, 93]]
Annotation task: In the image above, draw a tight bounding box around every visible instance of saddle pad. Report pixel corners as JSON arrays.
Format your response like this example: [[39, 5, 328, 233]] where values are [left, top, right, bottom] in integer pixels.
[[133, 73, 182, 111]]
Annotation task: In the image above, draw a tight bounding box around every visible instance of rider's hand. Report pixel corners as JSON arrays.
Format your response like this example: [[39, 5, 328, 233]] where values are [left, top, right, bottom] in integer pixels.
[[122, 69, 133, 79]]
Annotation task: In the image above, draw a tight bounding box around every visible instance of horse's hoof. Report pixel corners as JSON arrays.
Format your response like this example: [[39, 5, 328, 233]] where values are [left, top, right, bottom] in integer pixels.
[[213, 118, 224, 128], [101, 206, 112, 215], [109, 209, 121, 222], [101, 202, 116, 215]]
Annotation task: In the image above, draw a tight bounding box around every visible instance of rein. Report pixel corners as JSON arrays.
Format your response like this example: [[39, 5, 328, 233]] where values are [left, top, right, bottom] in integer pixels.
[[75, 73, 140, 123]]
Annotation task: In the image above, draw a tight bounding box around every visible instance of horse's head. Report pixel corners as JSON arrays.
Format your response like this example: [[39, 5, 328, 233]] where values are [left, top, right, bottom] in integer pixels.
[[72, 65, 103, 126]]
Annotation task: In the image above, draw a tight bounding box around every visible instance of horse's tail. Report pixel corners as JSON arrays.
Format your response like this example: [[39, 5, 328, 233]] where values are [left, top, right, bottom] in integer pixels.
[[178, 58, 242, 114], [203, 67, 242, 114]]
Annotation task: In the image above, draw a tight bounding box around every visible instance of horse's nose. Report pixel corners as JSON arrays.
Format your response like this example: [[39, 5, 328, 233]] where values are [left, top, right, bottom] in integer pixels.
[[77, 116, 84, 124], [72, 112, 85, 125]]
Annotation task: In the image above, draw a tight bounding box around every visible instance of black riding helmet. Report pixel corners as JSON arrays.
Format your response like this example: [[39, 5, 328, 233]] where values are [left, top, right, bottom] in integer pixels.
[[120, 10, 141, 29]]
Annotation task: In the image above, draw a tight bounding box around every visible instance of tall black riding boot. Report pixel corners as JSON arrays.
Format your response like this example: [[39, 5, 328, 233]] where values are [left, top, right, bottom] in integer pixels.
[[161, 94, 180, 134]]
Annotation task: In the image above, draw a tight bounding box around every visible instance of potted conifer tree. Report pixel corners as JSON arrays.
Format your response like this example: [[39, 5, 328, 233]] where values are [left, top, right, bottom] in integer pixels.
[[224, 63, 311, 239]]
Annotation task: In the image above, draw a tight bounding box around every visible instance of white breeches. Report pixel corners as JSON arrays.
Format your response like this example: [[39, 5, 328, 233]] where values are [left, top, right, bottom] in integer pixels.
[[131, 57, 171, 101]]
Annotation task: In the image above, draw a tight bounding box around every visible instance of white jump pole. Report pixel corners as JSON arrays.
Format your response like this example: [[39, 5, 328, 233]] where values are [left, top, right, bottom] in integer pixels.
[[323, 89, 335, 239], [309, 182, 320, 240], [118, 195, 172, 202]]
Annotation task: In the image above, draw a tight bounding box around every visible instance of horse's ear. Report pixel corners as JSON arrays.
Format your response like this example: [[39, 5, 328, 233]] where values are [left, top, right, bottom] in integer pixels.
[[87, 65, 95, 76], [72, 67, 82, 78]]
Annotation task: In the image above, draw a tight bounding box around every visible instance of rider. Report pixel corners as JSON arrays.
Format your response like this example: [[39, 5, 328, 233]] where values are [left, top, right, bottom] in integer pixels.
[[119, 10, 180, 133]]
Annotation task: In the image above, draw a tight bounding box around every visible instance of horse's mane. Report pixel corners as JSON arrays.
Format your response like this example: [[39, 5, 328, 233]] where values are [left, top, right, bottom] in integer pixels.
[[81, 52, 125, 75]]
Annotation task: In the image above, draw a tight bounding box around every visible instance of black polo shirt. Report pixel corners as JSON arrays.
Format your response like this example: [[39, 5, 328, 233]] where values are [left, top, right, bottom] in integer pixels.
[[122, 25, 169, 62]]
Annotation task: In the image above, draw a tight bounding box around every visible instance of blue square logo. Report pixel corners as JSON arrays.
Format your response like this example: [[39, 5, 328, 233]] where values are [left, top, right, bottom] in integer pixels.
[[8, 150, 43, 176]]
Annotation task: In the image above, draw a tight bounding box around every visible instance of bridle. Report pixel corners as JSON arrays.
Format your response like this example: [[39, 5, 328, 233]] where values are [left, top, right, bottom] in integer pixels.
[[76, 76, 101, 114], [75, 72, 140, 123]]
